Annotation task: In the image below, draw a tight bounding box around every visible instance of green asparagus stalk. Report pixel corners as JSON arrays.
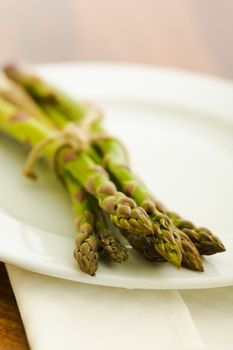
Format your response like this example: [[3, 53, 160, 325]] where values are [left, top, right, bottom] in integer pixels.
[[0, 97, 153, 236], [40, 101, 69, 129], [4, 65, 87, 122], [0, 72, 54, 128], [62, 171, 99, 275], [95, 210, 128, 263]]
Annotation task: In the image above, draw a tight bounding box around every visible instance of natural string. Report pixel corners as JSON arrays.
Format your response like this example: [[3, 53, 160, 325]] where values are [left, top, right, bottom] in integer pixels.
[[23, 105, 128, 180]]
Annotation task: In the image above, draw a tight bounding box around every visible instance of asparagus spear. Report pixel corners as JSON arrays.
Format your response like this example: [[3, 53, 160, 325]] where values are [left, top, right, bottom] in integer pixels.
[[155, 200, 225, 255], [126, 234, 166, 262], [64, 165, 128, 267], [167, 211, 225, 255], [95, 210, 128, 263], [62, 171, 100, 275], [0, 97, 153, 236], [124, 224, 203, 271], [4, 65, 87, 122], [0, 71, 53, 128], [179, 230, 203, 271], [126, 230, 203, 271]]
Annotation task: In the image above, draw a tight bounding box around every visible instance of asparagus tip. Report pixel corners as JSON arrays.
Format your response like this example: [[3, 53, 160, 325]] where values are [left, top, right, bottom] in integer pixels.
[[74, 248, 99, 276], [183, 258, 204, 272], [99, 230, 129, 263]]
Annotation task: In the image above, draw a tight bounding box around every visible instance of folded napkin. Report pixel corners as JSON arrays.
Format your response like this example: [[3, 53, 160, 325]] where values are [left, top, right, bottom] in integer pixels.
[[180, 287, 233, 350], [6, 264, 204, 350]]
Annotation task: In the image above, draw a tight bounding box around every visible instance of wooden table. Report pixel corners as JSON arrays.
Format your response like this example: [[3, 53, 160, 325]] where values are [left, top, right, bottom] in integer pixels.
[[0, 1, 232, 349]]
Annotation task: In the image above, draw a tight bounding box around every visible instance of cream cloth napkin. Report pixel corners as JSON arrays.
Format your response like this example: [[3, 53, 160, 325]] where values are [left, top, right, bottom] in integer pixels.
[[6, 264, 204, 350], [180, 287, 233, 350]]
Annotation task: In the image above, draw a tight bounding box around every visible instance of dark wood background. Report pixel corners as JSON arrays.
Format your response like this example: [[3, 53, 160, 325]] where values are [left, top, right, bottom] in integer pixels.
[[0, 1, 232, 349]]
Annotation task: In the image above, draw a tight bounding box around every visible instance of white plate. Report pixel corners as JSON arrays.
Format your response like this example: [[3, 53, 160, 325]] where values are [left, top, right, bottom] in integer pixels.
[[0, 63, 233, 289]]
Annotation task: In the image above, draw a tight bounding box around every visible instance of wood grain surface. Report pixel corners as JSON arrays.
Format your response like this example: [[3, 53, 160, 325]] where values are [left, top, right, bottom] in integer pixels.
[[0, 263, 29, 350], [0, 1, 232, 349]]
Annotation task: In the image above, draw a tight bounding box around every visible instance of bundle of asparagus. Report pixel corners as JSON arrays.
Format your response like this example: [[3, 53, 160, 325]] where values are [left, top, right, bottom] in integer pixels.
[[0, 65, 225, 276]]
